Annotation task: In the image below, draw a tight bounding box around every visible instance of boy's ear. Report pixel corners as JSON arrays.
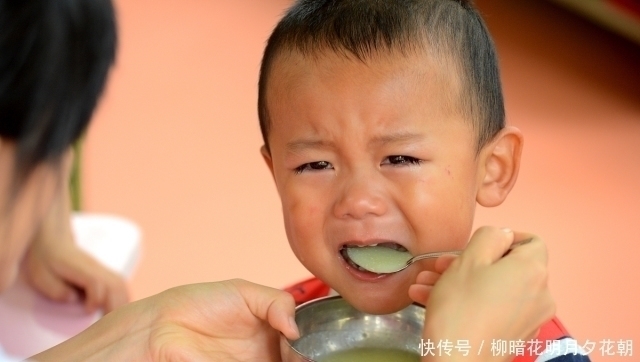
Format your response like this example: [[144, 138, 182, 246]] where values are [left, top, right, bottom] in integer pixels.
[[476, 126, 523, 207], [260, 145, 276, 180]]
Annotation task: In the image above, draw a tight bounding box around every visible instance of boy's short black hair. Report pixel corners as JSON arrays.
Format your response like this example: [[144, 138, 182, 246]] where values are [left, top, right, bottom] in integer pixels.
[[0, 0, 117, 184], [258, 0, 504, 153]]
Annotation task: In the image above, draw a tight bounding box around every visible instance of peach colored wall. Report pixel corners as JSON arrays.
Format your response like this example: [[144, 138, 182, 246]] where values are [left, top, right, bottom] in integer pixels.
[[84, 0, 639, 354], [473, 0, 640, 348]]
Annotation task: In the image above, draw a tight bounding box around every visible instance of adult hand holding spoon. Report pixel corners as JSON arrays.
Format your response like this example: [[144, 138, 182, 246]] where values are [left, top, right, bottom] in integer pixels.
[[409, 227, 556, 361]]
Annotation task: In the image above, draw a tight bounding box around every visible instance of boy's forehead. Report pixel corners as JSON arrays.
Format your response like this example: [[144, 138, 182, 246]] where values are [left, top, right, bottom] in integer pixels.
[[265, 48, 466, 132], [268, 48, 457, 89], [266, 47, 475, 154]]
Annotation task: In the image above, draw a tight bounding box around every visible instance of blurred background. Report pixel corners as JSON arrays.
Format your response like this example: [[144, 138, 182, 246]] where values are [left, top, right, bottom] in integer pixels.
[[82, 0, 639, 355]]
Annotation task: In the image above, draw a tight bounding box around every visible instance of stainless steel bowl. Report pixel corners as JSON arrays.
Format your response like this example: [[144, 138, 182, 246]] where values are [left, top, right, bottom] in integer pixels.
[[280, 296, 425, 362]]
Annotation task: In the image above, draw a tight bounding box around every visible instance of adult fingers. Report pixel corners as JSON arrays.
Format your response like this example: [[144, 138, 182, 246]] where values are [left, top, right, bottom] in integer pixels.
[[50, 253, 106, 313], [26, 262, 78, 303], [434, 254, 457, 274], [414, 270, 440, 285], [495, 231, 549, 293], [231, 279, 300, 340], [408, 284, 432, 305], [459, 226, 514, 267], [496, 232, 556, 338], [500, 231, 547, 265], [502, 232, 555, 321]]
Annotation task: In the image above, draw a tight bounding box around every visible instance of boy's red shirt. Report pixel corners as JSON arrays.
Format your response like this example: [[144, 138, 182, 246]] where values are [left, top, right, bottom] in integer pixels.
[[285, 277, 569, 362]]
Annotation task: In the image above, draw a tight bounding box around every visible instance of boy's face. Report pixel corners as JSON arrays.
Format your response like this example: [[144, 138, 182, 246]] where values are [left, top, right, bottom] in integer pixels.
[[263, 50, 486, 314]]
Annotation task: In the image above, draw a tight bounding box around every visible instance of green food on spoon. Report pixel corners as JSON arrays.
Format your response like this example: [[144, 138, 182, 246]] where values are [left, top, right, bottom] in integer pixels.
[[346, 246, 412, 274]]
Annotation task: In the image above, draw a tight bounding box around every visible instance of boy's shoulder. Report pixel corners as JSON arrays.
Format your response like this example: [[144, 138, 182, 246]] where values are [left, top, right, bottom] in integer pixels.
[[284, 277, 591, 362]]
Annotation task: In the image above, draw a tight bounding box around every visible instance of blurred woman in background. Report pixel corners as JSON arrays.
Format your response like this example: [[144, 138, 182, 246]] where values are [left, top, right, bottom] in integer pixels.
[[0, 0, 297, 360]]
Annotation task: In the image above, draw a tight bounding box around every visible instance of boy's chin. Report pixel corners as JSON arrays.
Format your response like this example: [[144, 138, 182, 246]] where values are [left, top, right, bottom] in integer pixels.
[[339, 289, 415, 315]]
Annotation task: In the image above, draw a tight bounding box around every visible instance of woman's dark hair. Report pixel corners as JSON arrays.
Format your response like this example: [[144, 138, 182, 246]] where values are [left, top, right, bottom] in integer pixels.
[[0, 0, 117, 185], [258, 0, 504, 153]]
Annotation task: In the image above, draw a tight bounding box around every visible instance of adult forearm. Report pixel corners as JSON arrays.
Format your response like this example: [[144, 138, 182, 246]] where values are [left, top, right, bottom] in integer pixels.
[[30, 299, 154, 361]]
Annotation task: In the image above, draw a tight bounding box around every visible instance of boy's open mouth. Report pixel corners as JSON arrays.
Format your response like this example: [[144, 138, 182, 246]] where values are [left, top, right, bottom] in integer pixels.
[[340, 242, 409, 273]]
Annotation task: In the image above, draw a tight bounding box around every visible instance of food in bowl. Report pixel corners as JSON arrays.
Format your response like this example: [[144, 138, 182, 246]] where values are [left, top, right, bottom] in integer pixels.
[[280, 296, 424, 362], [318, 347, 419, 361]]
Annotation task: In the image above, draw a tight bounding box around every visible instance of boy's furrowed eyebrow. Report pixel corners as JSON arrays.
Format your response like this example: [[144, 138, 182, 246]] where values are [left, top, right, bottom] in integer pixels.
[[286, 139, 336, 152], [285, 132, 425, 152], [370, 132, 425, 146]]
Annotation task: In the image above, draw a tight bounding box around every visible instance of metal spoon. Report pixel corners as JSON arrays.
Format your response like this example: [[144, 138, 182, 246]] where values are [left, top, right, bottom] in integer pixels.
[[345, 238, 533, 274]]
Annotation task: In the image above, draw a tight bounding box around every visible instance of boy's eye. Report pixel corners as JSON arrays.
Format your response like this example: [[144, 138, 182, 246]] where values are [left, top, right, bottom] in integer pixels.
[[382, 155, 422, 166], [294, 161, 334, 174]]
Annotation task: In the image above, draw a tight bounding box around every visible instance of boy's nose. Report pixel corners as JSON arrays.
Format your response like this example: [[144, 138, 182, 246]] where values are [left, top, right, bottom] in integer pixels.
[[332, 173, 388, 220]]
